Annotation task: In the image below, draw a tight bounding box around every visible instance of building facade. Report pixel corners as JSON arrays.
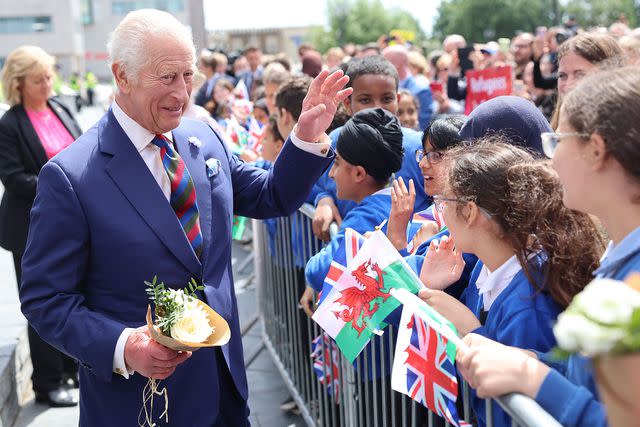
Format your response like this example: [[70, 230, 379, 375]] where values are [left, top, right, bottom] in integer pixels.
[[0, 0, 205, 81]]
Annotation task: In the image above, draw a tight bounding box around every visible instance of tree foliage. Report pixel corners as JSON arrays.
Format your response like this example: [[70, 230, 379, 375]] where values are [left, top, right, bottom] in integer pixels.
[[310, 0, 426, 52], [564, 0, 637, 28], [433, 0, 638, 44], [433, 0, 555, 43]]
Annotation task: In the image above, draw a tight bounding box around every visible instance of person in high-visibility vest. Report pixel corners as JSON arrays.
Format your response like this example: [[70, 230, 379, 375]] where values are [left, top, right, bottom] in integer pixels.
[[69, 72, 84, 112], [85, 71, 97, 106]]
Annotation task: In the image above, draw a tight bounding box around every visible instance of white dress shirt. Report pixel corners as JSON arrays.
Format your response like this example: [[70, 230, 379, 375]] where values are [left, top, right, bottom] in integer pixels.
[[110, 101, 331, 378], [474, 255, 522, 311]]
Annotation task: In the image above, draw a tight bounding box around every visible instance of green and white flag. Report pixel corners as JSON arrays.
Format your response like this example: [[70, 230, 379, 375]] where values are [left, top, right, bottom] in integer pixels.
[[312, 230, 424, 362]]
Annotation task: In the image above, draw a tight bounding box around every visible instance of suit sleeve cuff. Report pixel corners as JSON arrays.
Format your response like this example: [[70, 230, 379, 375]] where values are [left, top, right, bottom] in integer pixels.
[[113, 328, 135, 379], [290, 125, 332, 157]]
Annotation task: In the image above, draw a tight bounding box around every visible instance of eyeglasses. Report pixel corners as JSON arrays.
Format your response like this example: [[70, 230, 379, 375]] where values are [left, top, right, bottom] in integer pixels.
[[541, 132, 590, 158], [432, 194, 493, 218], [432, 195, 466, 213], [415, 149, 444, 164]]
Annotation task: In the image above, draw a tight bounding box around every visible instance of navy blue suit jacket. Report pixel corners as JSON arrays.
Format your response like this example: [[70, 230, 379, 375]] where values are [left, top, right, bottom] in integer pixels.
[[19, 110, 332, 425]]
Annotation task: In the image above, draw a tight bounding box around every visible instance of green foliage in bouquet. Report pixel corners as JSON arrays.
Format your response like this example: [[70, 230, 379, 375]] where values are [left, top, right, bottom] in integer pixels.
[[144, 276, 204, 335]]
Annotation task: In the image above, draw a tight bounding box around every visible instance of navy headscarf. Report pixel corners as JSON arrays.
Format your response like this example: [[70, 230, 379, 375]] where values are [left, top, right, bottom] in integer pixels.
[[459, 96, 551, 155]]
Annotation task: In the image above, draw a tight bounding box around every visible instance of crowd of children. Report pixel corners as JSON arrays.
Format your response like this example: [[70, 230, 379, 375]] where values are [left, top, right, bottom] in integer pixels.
[[187, 20, 640, 426]]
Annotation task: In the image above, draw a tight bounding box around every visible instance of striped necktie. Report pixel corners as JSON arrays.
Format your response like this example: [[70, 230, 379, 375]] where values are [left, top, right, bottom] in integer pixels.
[[151, 134, 203, 258]]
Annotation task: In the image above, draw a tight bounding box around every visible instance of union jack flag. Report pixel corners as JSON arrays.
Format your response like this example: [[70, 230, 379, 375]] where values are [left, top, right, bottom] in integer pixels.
[[392, 309, 470, 427], [318, 228, 365, 305], [310, 333, 341, 403]]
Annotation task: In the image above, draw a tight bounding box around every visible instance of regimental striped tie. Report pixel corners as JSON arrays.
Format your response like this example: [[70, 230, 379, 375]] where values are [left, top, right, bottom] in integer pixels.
[[151, 134, 203, 258]]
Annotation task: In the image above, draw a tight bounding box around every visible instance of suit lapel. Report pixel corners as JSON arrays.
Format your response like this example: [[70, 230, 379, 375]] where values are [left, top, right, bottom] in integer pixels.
[[15, 106, 48, 167], [172, 127, 212, 261], [100, 111, 201, 277]]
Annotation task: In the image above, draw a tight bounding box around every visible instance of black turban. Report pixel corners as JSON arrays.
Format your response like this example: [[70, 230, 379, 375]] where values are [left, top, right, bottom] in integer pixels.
[[336, 108, 404, 182]]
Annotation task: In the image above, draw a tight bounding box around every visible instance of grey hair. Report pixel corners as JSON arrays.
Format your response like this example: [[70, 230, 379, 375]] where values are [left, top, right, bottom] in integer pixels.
[[262, 62, 289, 86], [107, 9, 196, 82]]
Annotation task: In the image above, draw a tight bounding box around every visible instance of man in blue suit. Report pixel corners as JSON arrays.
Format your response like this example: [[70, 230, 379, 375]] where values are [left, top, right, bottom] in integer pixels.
[[19, 9, 350, 426]]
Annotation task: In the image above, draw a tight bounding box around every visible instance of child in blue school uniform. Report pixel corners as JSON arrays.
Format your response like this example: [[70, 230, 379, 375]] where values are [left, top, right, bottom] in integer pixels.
[[456, 67, 640, 427], [304, 107, 404, 291], [418, 141, 603, 427], [311, 55, 430, 241], [304, 107, 412, 427]]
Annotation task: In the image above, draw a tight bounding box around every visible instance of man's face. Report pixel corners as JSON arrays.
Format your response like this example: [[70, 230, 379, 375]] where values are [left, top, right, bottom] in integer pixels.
[[511, 36, 533, 65], [118, 35, 194, 134], [246, 50, 262, 71], [344, 74, 399, 115]]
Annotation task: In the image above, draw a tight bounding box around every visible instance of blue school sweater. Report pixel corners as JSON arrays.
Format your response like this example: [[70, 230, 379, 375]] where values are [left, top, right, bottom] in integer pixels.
[[305, 189, 392, 291], [465, 256, 561, 427], [311, 126, 430, 219], [535, 226, 640, 427]]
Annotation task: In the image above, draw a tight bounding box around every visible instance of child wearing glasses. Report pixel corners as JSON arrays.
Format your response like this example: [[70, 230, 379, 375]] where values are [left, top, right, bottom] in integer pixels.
[[456, 67, 640, 427], [419, 140, 603, 427]]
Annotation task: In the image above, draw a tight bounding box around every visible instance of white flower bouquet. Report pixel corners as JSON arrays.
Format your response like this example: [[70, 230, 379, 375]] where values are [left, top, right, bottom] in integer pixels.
[[139, 277, 230, 427], [554, 275, 640, 356], [145, 277, 230, 351], [553, 274, 640, 427]]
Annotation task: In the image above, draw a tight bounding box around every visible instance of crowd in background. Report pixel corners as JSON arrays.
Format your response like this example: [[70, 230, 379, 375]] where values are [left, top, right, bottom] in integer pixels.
[[1, 9, 640, 426]]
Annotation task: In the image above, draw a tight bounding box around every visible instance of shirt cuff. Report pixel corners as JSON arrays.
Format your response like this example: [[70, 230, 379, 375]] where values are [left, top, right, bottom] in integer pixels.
[[290, 125, 332, 157], [113, 327, 135, 379]]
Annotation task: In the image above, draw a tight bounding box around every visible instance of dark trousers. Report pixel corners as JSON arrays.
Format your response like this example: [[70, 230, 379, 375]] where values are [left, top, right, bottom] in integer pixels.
[[13, 252, 78, 393], [212, 347, 250, 426]]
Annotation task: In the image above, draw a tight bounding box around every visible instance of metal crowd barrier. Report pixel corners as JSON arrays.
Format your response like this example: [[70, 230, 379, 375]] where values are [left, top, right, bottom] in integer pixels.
[[253, 204, 562, 427]]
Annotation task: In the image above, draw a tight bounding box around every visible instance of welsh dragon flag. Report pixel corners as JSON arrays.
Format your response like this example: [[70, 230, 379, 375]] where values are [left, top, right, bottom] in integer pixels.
[[391, 288, 470, 427], [312, 230, 423, 362]]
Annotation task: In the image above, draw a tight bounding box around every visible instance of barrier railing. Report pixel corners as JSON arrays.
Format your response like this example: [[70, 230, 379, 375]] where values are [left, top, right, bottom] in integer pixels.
[[253, 204, 562, 427]]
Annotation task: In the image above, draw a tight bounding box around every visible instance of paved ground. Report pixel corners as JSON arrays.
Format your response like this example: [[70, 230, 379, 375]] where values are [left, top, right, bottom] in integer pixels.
[[2, 104, 306, 427]]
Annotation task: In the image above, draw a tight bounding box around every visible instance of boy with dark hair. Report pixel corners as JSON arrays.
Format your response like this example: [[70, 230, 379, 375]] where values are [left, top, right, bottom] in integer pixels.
[[310, 55, 429, 241], [274, 76, 312, 139]]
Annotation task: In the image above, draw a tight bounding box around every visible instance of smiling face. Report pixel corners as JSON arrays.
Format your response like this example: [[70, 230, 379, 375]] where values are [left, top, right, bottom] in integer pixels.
[[344, 74, 398, 115], [419, 139, 447, 196], [115, 34, 195, 134]]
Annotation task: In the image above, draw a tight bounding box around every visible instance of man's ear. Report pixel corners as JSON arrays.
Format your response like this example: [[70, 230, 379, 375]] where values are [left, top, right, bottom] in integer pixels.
[[112, 63, 130, 94]]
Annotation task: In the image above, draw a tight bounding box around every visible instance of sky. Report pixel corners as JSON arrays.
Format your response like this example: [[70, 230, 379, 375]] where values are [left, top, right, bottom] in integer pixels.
[[204, 0, 442, 36]]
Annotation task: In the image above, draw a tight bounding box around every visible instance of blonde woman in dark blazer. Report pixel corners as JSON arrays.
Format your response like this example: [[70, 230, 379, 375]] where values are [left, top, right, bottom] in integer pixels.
[[0, 45, 82, 407]]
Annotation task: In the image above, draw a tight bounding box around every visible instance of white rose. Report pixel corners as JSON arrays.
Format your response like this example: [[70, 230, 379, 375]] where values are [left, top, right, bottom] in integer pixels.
[[170, 303, 214, 343], [554, 310, 626, 355], [572, 279, 640, 325]]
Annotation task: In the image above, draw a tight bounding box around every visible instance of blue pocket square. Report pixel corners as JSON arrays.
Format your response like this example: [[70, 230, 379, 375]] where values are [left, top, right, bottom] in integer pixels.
[[206, 158, 221, 178]]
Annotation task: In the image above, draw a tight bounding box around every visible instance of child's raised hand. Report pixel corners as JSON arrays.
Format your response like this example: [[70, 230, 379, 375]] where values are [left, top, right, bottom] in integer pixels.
[[420, 235, 465, 290], [386, 177, 415, 251]]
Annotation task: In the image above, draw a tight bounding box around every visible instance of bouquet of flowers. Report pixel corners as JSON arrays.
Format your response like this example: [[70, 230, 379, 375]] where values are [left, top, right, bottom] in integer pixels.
[[139, 277, 230, 427], [145, 277, 230, 350], [553, 274, 640, 427], [553, 274, 640, 356]]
